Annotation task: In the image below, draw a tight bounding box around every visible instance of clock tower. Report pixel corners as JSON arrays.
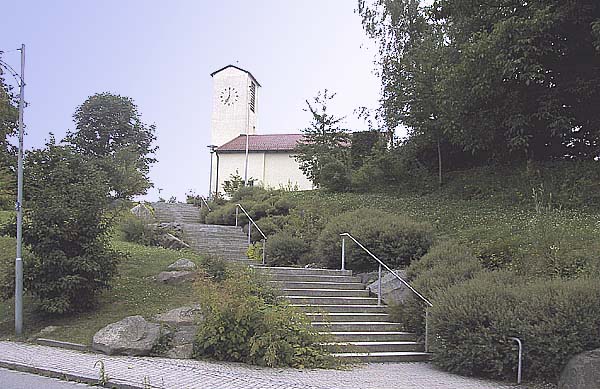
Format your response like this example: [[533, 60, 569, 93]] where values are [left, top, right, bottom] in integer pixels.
[[210, 65, 260, 147]]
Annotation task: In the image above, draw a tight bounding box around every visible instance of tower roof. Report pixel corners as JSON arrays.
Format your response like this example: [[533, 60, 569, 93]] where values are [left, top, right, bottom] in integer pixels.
[[210, 65, 261, 87], [217, 134, 304, 152]]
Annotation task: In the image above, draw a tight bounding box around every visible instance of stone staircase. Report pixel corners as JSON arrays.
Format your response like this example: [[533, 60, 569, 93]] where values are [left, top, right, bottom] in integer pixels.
[[152, 202, 203, 224], [253, 266, 429, 363], [151, 202, 250, 261]]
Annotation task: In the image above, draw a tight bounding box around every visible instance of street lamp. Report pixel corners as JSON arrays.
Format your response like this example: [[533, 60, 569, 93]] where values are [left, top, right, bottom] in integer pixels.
[[0, 44, 26, 336], [207, 145, 217, 199]]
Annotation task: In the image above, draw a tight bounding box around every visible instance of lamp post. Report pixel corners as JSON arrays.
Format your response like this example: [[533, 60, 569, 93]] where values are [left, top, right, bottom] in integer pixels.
[[207, 145, 217, 199], [1, 44, 26, 336]]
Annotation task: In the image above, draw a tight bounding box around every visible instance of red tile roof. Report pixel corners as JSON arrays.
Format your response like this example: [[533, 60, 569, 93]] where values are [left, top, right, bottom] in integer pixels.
[[217, 134, 304, 152]]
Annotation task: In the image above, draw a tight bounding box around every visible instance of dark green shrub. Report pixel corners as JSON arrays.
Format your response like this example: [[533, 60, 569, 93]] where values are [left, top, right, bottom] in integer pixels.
[[266, 232, 311, 266], [22, 143, 120, 314], [316, 208, 434, 271], [204, 203, 238, 225], [119, 214, 160, 246], [194, 268, 336, 368], [431, 273, 600, 383], [231, 186, 269, 202], [391, 241, 483, 334]]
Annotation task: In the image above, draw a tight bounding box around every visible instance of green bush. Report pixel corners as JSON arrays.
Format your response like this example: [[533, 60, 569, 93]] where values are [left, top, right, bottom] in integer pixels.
[[198, 256, 229, 282], [119, 214, 160, 246], [390, 241, 483, 334], [266, 232, 311, 266], [22, 143, 120, 314], [316, 208, 434, 271], [194, 268, 336, 368], [204, 203, 238, 225], [431, 273, 600, 383]]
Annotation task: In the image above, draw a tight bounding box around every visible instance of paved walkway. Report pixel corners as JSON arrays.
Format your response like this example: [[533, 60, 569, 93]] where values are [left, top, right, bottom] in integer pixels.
[[0, 341, 516, 389]]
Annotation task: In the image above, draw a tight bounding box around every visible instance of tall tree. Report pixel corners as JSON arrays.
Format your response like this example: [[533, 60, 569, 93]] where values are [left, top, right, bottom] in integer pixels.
[[66, 93, 157, 199], [359, 0, 600, 164], [294, 90, 350, 188], [20, 139, 119, 313]]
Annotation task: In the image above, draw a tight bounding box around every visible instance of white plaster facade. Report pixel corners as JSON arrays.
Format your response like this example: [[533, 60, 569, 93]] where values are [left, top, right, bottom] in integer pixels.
[[210, 66, 259, 147], [211, 151, 312, 193]]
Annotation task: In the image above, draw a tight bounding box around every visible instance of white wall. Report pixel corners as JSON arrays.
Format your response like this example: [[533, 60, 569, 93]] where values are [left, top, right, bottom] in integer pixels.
[[211, 151, 313, 196], [210, 67, 259, 147]]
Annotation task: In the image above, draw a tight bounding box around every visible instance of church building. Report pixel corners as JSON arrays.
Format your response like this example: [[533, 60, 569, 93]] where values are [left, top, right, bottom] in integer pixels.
[[208, 65, 313, 196]]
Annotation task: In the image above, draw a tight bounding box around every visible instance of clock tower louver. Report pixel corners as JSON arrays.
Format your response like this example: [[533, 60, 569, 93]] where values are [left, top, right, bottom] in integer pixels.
[[210, 65, 260, 147]]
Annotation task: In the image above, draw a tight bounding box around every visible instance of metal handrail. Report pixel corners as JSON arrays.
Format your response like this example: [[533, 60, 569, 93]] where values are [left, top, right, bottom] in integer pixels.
[[340, 232, 433, 352], [340, 233, 433, 307], [235, 204, 267, 264], [200, 197, 211, 211]]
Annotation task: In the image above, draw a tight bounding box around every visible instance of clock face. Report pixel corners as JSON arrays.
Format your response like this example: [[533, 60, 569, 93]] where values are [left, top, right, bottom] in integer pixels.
[[219, 86, 239, 106]]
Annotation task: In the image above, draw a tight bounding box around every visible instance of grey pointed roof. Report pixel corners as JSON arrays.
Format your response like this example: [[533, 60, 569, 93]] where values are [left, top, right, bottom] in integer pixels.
[[210, 65, 261, 87]]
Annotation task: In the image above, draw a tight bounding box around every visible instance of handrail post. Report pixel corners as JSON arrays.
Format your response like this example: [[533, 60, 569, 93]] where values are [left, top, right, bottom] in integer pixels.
[[341, 236, 346, 271], [425, 308, 430, 353], [377, 264, 382, 306], [247, 222, 251, 245], [235, 206, 239, 227], [262, 238, 266, 265], [509, 337, 523, 384]]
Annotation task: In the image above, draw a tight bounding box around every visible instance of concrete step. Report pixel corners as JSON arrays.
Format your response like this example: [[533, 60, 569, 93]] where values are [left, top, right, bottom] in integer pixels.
[[270, 281, 365, 290], [324, 331, 417, 342], [325, 341, 423, 353], [284, 296, 379, 305], [306, 313, 390, 322], [311, 322, 402, 332], [253, 266, 352, 276], [281, 288, 370, 298], [268, 274, 362, 283], [291, 304, 388, 314], [331, 351, 430, 363]]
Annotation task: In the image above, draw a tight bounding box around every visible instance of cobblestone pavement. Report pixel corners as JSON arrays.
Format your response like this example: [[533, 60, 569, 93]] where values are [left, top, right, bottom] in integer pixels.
[[0, 341, 516, 389]]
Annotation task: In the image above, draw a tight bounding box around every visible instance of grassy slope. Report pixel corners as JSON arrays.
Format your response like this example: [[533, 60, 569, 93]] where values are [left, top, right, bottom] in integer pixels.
[[287, 190, 600, 260], [0, 237, 205, 345]]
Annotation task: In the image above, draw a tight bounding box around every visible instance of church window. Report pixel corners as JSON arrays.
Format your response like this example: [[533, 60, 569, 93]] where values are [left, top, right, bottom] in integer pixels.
[[249, 81, 256, 112]]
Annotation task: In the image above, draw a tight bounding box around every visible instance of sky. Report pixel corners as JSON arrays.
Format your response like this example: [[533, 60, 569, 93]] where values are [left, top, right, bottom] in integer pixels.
[[1, 0, 382, 201]]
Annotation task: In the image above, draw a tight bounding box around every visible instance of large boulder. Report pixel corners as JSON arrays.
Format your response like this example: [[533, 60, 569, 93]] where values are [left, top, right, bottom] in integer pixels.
[[559, 348, 600, 389], [130, 203, 154, 222], [92, 316, 160, 356], [366, 270, 413, 305], [156, 271, 196, 284], [154, 305, 203, 326], [157, 233, 190, 250], [167, 258, 196, 271]]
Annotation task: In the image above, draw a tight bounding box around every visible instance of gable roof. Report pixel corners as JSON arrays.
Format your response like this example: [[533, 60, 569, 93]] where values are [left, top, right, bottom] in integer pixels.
[[210, 65, 261, 87], [217, 134, 304, 152]]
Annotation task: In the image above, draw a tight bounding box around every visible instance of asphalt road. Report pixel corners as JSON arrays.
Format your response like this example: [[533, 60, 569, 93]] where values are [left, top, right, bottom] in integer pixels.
[[0, 367, 90, 389]]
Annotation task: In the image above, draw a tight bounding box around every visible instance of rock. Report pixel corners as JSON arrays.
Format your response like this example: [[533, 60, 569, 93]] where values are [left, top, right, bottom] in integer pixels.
[[92, 316, 161, 356], [130, 203, 154, 222], [156, 271, 196, 284], [166, 344, 194, 359], [154, 305, 203, 326], [168, 258, 196, 271], [356, 271, 380, 285], [366, 270, 413, 305], [157, 233, 190, 250], [559, 348, 600, 389]]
